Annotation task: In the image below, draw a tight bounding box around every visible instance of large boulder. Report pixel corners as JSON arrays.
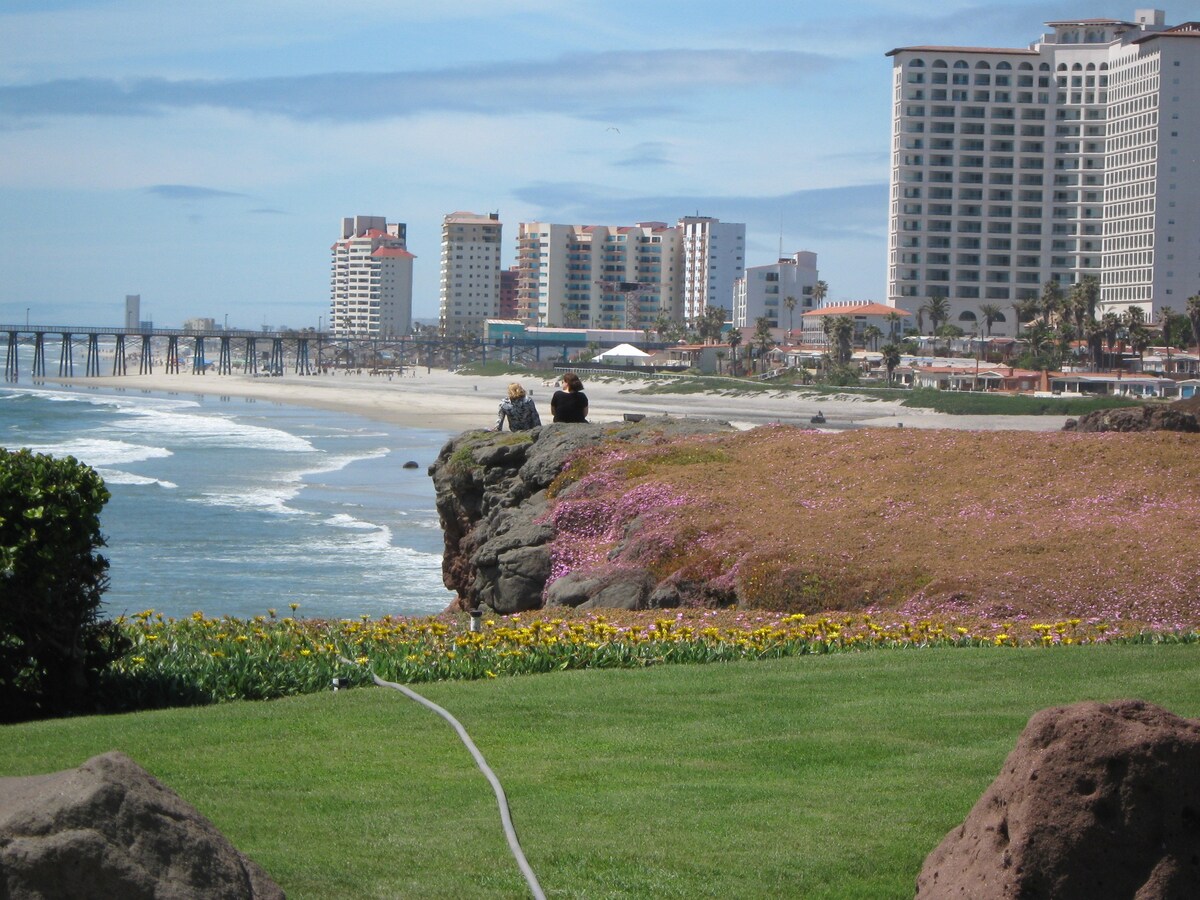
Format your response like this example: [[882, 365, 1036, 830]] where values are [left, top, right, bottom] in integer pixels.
[[1063, 405, 1199, 433], [0, 751, 284, 899], [429, 417, 735, 614], [916, 699, 1200, 899]]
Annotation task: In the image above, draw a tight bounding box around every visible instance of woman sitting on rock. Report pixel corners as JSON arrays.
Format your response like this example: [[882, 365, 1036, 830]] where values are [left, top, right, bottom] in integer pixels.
[[551, 372, 589, 423], [494, 383, 542, 432]]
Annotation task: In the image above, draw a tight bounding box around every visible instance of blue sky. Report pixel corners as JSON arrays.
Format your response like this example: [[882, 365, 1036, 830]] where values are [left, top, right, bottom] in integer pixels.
[[3, 1, 1199, 328]]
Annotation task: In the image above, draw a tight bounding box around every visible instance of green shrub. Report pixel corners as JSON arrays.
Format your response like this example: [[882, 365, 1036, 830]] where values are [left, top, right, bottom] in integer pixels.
[[0, 449, 128, 721]]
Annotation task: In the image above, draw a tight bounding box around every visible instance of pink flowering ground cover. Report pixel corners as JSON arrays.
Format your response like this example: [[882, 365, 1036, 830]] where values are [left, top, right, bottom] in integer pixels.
[[542, 426, 1200, 629]]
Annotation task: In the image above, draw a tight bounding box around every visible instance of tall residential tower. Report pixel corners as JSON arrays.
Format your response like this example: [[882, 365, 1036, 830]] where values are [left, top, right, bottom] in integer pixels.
[[887, 9, 1200, 334], [330, 216, 413, 337], [439, 211, 502, 336]]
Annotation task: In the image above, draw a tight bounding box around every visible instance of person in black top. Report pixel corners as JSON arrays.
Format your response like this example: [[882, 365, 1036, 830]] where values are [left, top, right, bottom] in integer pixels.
[[550, 372, 589, 423]]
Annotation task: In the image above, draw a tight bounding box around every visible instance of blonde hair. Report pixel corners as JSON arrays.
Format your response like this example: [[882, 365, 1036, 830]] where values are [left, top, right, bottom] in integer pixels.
[[507, 382, 527, 400]]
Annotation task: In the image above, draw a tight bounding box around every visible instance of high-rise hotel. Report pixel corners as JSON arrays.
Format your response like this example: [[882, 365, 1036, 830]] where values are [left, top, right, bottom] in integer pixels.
[[887, 9, 1200, 335], [514, 216, 744, 329], [330, 216, 413, 337], [439, 211, 502, 336]]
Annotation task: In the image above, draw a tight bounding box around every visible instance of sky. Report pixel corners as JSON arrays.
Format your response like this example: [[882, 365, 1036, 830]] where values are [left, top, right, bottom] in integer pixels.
[[4, 1, 1200, 329]]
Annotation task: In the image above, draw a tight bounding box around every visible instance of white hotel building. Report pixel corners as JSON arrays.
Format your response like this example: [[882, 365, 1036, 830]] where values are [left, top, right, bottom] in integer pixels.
[[733, 251, 820, 333], [514, 216, 744, 330], [515, 221, 680, 330], [329, 216, 413, 338], [439, 211, 502, 337], [887, 9, 1200, 336]]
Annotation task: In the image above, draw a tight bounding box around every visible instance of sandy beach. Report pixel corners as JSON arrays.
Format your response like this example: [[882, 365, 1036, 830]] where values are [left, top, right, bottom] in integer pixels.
[[50, 368, 1071, 434]]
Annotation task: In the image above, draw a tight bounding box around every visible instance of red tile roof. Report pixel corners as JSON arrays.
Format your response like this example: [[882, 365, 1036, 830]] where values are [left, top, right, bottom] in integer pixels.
[[373, 247, 415, 259]]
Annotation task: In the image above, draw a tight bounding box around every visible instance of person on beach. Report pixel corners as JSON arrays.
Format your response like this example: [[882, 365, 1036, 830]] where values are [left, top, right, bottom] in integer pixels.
[[494, 383, 542, 431], [550, 372, 589, 423]]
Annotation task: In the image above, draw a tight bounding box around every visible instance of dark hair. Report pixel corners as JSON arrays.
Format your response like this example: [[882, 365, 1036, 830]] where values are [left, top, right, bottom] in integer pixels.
[[562, 372, 584, 392]]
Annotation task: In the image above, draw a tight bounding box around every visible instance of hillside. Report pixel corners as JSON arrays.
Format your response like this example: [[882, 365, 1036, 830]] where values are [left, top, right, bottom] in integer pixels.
[[433, 421, 1200, 629]]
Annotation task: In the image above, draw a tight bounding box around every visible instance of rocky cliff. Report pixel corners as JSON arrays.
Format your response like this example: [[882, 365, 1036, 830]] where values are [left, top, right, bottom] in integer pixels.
[[429, 418, 735, 614]]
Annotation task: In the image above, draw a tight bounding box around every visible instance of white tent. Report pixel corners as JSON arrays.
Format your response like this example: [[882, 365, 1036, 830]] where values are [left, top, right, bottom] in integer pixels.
[[594, 343, 651, 366]]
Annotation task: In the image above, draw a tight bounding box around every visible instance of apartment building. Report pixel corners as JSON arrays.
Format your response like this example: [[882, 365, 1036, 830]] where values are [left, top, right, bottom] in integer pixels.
[[887, 9, 1200, 336], [329, 216, 413, 337], [440, 211, 502, 336], [733, 251, 820, 333], [515, 222, 680, 330], [679, 216, 746, 325]]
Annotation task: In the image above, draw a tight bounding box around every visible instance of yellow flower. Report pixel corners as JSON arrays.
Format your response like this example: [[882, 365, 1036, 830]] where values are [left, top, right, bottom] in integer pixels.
[[485, 670, 497, 679], [300, 649, 312, 656]]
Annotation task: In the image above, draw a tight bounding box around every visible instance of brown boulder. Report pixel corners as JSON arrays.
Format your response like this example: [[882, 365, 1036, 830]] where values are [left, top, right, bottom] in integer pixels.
[[0, 751, 284, 899], [916, 700, 1200, 898]]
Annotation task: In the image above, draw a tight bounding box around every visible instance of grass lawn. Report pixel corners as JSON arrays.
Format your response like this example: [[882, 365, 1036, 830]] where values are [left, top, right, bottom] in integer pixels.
[[4, 646, 1200, 898]]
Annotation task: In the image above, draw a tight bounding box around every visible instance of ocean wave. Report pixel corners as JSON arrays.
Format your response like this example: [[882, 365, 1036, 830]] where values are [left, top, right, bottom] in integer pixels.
[[96, 469, 178, 488], [189, 485, 307, 516], [113, 406, 316, 453], [19, 437, 173, 467]]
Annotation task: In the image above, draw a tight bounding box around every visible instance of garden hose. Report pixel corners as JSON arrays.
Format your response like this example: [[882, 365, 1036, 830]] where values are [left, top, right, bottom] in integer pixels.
[[338, 657, 546, 900]]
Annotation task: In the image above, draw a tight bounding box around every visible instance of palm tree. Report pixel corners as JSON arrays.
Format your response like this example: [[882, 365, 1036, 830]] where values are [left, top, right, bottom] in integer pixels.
[[1188, 294, 1200, 354], [1084, 317, 1105, 370], [811, 280, 828, 309], [863, 324, 883, 351], [979, 303, 1002, 338], [727, 327, 743, 375], [884, 310, 902, 342], [783, 295, 797, 340], [753, 317, 774, 373], [922, 296, 950, 334], [880, 343, 902, 386], [1079, 275, 1101, 320], [1040, 280, 1064, 326], [1101, 311, 1121, 369], [828, 315, 854, 367]]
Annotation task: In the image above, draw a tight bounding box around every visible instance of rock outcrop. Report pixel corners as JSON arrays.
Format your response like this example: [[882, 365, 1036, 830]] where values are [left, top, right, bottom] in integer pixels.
[[429, 417, 735, 614], [916, 699, 1200, 899], [1063, 405, 1199, 432], [0, 751, 284, 899]]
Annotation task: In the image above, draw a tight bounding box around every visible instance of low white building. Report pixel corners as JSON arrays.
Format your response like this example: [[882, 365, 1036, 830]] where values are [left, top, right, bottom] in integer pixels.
[[801, 302, 914, 349], [733, 251, 820, 334]]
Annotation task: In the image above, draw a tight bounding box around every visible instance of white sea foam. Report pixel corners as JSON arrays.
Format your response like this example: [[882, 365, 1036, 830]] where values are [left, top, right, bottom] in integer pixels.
[[190, 485, 307, 516], [113, 406, 316, 453], [21, 438, 173, 468], [96, 469, 178, 488]]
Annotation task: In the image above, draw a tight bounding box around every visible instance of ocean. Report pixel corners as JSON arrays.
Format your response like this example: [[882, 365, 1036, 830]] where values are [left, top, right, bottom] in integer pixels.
[[0, 370, 456, 621]]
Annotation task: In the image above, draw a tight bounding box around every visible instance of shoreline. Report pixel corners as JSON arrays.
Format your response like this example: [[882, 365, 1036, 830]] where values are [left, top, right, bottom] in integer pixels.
[[40, 368, 1071, 433]]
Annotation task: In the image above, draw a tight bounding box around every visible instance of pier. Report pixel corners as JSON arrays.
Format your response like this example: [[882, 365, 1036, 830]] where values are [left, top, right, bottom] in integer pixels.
[[2, 324, 602, 382]]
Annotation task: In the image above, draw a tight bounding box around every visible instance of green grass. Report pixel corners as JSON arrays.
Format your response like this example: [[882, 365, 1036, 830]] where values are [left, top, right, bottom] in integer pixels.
[[4, 647, 1199, 898], [633, 377, 1146, 415], [898, 388, 1143, 415]]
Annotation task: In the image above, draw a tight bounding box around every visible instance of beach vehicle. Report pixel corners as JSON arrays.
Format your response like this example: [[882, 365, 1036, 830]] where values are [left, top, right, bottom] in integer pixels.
[[810, 412, 826, 424]]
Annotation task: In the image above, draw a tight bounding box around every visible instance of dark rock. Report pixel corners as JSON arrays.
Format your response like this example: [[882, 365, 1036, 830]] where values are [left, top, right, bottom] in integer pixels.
[[429, 417, 735, 613], [0, 751, 284, 899], [544, 568, 656, 610], [916, 699, 1200, 899], [1063, 406, 1199, 432], [402, 460, 419, 469]]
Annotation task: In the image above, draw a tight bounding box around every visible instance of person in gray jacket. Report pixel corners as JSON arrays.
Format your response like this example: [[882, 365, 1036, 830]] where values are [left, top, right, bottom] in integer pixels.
[[494, 382, 542, 431]]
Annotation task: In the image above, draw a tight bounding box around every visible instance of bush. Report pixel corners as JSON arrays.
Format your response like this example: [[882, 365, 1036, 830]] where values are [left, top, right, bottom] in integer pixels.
[[0, 449, 128, 721]]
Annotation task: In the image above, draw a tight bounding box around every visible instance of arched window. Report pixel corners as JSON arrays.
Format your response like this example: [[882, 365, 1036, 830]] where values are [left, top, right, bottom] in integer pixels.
[[992, 312, 1007, 322], [1019, 62, 1033, 70], [1039, 63, 1051, 71], [933, 59, 948, 68], [975, 60, 991, 69], [954, 60, 969, 69], [911, 58, 925, 67], [959, 310, 978, 322], [997, 61, 1012, 70]]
